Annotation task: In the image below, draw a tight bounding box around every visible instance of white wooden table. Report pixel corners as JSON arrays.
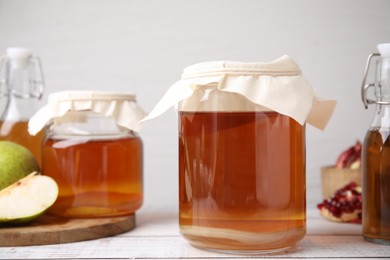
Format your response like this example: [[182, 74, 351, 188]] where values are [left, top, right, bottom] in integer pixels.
[[1, 208, 390, 259]]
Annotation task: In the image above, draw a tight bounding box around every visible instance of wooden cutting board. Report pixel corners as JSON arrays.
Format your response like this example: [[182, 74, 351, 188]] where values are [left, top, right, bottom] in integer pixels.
[[0, 213, 135, 246]]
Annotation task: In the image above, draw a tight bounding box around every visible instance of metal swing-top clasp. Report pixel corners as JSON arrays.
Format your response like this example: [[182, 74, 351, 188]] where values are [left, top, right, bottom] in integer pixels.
[[361, 53, 390, 109]]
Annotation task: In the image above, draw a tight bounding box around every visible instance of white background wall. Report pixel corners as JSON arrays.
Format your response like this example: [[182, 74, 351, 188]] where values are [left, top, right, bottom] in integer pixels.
[[0, 0, 389, 212]]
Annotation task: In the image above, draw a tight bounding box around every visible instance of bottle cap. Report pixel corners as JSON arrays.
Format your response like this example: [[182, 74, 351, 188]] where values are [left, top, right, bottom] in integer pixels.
[[378, 43, 390, 59], [6, 47, 33, 69]]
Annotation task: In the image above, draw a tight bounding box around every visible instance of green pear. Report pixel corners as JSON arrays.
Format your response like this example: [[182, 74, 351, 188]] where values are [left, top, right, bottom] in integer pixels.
[[0, 141, 40, 190], [0, 172, 58, 223]]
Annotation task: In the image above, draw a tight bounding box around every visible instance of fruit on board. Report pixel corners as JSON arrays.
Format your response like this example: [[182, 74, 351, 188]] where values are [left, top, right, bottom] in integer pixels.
[[0, 141, 40, 190], [335, 141, 362, 169], [317, 182, 362, 223], [0, 172, 58, 223]]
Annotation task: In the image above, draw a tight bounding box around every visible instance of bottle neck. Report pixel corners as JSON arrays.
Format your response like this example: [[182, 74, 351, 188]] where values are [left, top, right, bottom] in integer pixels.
[[367, 59, 390, 129], [0, 65, 40, 121], [7, 66, 35, 98], [0, 94, 39, 121], [371, 104, 390, 129], [1, 52, 44, 100], [375, 58, 390, 102]]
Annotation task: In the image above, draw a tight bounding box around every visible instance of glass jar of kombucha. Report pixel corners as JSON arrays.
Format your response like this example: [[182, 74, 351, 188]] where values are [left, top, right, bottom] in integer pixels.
[[28, 91, 145, 218], [361, 43, 390, 245], [145, 56, 336, 253], [178, 107, 306, 253], [0, 48, 45, 164]]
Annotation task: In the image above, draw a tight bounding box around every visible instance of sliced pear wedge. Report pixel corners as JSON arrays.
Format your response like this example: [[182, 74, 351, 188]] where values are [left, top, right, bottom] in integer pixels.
[[0, 171, 58, 224]]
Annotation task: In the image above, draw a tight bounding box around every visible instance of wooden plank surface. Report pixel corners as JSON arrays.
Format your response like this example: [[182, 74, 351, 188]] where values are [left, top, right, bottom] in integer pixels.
[[1, 234, 390, 259], [1, 209, 389, 259]]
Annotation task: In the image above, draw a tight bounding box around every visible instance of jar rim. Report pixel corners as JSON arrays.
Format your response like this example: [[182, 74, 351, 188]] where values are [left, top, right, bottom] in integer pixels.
[[48, 91, 136, 103], [181, 55, 301, 79]]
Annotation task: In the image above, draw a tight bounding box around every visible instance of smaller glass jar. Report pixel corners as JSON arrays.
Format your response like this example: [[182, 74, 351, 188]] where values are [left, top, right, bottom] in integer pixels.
[[29, 91, 145, 218]]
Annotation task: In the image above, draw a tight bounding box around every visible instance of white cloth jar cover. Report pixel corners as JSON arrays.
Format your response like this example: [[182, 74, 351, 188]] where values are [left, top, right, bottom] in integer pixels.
[[144, 55, 337, 130], [28, 91, 145, 135]]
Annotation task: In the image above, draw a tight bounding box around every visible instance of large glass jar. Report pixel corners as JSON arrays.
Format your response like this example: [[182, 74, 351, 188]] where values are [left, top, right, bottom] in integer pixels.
[[178, 99, 306, 253], [28, 91, 145, 218], [145, 56, 336, 253]]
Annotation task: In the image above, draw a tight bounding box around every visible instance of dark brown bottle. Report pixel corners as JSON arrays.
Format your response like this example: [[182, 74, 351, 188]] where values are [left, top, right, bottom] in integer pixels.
[[362, 43, 390, 245]]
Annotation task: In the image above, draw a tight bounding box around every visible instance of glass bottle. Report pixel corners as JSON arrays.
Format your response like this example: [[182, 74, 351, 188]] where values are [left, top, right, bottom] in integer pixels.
[[361, 43, 390, 245], [0, 47, 45, 164]]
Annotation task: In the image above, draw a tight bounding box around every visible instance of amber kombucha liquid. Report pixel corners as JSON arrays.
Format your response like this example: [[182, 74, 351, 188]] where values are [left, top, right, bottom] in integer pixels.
[[179, 111, 306, 252], [42, 135, 143, 218], [363, 129, 390, 244], [0, 121, 44, 165]]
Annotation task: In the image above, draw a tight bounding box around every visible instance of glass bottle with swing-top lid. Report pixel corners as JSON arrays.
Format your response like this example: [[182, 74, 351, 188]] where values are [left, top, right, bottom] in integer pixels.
[[0, 47, 45, 164], [361, 43, 390, 245]]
